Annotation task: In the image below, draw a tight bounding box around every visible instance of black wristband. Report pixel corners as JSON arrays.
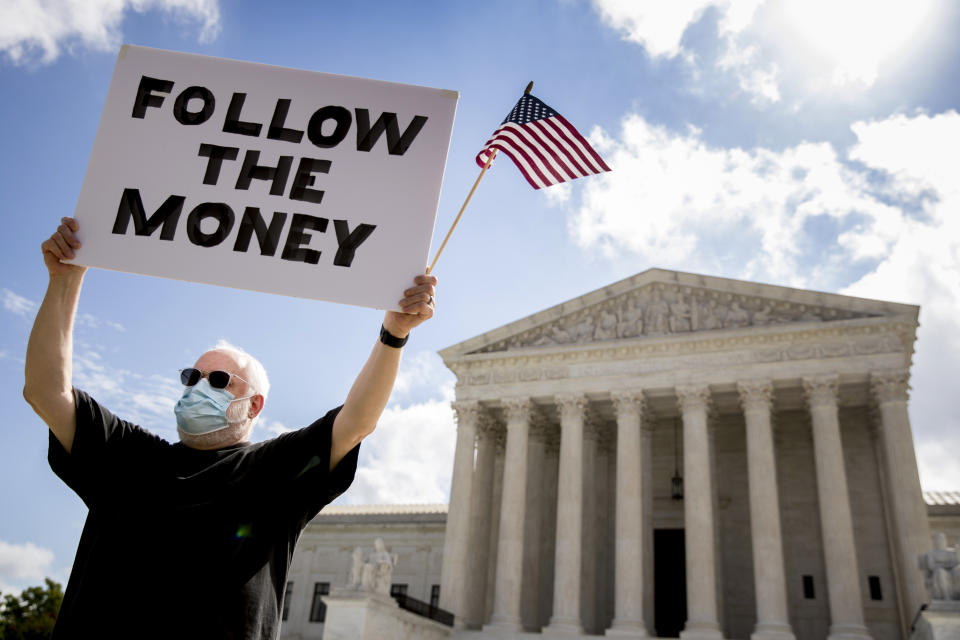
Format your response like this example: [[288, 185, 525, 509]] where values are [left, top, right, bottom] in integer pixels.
[[379, 324, 408, 348]]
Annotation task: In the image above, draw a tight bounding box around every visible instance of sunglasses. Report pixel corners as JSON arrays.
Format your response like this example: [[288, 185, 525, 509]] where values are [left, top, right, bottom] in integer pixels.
[[179, 367, 256, 393]]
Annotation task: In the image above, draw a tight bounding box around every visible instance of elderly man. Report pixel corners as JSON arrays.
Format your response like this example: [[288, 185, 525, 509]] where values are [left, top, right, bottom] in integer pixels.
[[23, 216, 437, 639]]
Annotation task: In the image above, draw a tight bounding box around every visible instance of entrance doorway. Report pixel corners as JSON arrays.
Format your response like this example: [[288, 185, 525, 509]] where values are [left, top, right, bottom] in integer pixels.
[[654, 528, 687, 638]]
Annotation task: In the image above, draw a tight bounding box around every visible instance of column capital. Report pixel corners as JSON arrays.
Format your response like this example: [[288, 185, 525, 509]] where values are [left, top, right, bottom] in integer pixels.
[[676, 384, 712, 413], [477, 412, 502, 440], [737, 379, 773, 412], [529, 409, 553, 441], [584, 411, 605, 442], [802, 375, 838, 409], [870, 369, 910, 404], [452, 399, 481, 425], [502, 397, 533, 426], [611, 390, 646, 420], [556, 393, 589, 423]]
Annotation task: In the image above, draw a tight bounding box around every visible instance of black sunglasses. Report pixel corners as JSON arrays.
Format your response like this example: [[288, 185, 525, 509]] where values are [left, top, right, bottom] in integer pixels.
[[179, 367, 255, 392]]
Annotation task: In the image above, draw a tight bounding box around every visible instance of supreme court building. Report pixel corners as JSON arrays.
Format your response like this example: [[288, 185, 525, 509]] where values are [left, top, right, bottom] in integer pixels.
[[279, 269, 954, 640], [436, 269, 932, 640]]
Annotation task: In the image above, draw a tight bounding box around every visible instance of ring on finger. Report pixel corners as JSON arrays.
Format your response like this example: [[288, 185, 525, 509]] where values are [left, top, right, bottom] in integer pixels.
[[428, 295, 435, 306]]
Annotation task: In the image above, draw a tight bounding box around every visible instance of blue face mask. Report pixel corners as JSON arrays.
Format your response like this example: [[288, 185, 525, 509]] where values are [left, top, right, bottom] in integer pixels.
[[174, 378, 245, 435]]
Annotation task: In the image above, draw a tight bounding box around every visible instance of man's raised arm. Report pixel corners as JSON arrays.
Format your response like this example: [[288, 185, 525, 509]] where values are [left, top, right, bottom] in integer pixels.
[[23, 217, 87, 454], [329, 273, 438, 470]]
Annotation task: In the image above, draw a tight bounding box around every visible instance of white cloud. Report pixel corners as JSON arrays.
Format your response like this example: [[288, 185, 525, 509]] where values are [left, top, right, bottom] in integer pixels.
[[389, 350, 456, 406], [570, 113, 902, 286], [346, 397, 457, 505], [916, 438, 960, 492], [253, 417, 292, 441], [591, 0, 728, 59], [341, 351, 457, 504], [72, 349, 182, 438], [0, 0, 220, 66], [2, 288, 37, 316], [588, 0, 943, 103], [0, 540, 54, 595], [567, 108, 960, 489], [77, 312, 126, 332]]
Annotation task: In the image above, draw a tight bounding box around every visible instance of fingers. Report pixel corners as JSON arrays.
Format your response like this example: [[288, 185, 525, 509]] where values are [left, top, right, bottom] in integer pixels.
[[398, 291, 434, 315], [43, 217, 81, 260], [398, 273, 437, 312], [413, 273, 437, 287]]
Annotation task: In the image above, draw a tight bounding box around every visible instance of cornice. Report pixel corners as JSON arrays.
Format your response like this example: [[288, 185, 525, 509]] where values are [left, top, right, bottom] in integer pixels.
[[445, 320, 910, 388]]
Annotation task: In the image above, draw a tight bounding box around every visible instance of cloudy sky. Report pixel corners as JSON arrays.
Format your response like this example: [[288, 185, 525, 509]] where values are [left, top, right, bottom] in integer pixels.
[[1, 0, 958, 594]]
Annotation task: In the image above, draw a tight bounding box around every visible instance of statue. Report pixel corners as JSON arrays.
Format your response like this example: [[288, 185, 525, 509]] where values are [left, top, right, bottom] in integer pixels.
[[724, 302, 750, 328], [347, 538, 399, 596], [617, 298, 643, 338], [645, 290, 669, 334], [698, 298, 721, 330], [594, 308, 619, 340], [919, 533, 960, 601], [573, 315, 595, 342], [669, 297, 691, 333], [752, 304, 772, 326]]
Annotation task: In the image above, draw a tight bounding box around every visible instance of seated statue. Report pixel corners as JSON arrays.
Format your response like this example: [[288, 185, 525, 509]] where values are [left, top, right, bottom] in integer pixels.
[[919, 533, 960, 601], [348, 538, 399, 596]]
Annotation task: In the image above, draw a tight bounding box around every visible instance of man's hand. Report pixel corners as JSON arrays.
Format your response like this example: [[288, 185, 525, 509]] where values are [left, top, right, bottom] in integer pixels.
[[382, 273, 438, 338], [42, 217, 87, 279]]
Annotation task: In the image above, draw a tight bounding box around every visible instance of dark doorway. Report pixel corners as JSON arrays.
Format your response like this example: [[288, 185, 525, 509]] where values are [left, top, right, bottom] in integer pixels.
[[654, 529, 687, 638]]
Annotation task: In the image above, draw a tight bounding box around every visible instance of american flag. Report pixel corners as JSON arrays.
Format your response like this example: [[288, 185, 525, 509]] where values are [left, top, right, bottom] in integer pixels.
[[476, 92, 610, 189]]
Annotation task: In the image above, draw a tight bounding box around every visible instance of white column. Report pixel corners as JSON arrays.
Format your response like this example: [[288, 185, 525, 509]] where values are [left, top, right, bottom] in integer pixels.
[[803, 376, 872, 640], [677, 385, 724, 640], [440, 400, 479, 625], [582, 413, 601, 632], [607, 391, 649, 638], [641, 413, 655, 631], [522, 413, 549, 630], [870, 370, 931, 622], [485, 397, 533, 632], [738, 380, 795, 640], [544, 393, 588, 635], [465, 413, 498, 628]]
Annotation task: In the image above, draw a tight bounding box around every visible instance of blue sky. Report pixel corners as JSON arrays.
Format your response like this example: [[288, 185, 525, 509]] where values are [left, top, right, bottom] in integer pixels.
[[2, 0, 959, 594]]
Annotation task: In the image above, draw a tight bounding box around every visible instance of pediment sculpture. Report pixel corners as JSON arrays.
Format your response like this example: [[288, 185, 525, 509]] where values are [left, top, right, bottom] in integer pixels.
[[470, 283, 879, 354]]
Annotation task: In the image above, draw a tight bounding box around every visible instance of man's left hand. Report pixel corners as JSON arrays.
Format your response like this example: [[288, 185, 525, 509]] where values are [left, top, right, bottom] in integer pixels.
[[383, 273, 437, 338]]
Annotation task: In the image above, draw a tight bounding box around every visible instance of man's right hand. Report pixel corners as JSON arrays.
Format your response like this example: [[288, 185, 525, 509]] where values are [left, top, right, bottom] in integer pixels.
[[42, 217, 86, 278]]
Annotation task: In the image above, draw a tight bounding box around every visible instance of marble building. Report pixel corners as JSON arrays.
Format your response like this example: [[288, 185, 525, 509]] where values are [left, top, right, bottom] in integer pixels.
[[280, 268, 952, 640], [437, 269, 931, 640]]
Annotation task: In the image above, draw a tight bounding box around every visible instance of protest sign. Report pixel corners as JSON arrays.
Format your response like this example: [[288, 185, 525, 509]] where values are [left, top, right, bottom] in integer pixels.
[[69, 45, 458, 310]]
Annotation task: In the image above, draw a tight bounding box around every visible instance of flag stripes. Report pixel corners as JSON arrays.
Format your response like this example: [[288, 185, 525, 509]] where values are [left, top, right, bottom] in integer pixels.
[[476, 93, 610, 190]]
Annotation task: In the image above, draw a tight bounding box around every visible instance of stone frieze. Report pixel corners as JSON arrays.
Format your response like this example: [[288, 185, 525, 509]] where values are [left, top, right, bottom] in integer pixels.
[[468, 283, 882, 354]]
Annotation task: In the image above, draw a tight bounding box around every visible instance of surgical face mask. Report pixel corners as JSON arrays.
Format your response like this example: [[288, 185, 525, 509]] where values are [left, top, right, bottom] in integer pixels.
[[174, 378, 251, 435]]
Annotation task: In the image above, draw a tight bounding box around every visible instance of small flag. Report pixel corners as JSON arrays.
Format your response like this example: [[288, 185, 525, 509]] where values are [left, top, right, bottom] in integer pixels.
[[476, 92, 610, 189]]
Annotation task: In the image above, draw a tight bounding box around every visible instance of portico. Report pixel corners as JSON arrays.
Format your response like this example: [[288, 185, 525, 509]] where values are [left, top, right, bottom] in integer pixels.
[[438, 269, 929, 640]]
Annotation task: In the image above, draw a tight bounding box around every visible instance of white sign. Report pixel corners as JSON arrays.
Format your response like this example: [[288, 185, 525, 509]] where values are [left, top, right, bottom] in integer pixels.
[[70, 45, 458, 310]]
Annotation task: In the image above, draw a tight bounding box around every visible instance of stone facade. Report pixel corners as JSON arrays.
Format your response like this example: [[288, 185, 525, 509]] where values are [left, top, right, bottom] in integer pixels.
[[279, 504, 446, 640], [279, 269, 958, 640], [437, 269, 929, 640], [279, 496, 960, 640]]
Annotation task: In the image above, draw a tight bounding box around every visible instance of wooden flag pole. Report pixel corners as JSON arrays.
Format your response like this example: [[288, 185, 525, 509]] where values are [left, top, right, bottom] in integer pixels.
[[427, 147, 498, 273], [426, 81, 533, 273]]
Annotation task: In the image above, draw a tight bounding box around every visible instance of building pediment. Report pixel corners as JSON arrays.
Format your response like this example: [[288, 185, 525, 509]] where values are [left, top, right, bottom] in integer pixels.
[[441, 269, 918, 359]]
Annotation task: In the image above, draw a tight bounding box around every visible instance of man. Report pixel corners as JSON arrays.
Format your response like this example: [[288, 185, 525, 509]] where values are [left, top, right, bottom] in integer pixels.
[[23, 216, 438, 639]]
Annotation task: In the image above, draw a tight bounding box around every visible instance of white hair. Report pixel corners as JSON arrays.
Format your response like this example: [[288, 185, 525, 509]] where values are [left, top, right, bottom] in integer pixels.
[[208, 339, 271, 402]]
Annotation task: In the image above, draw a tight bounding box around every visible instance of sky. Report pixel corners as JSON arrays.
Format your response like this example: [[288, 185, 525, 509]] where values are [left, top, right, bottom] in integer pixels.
[[1, 0, 959, 595]]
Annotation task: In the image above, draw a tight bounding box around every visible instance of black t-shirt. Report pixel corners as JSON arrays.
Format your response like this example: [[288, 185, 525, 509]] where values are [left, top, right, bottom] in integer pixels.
[[48, 388, 360, 640]]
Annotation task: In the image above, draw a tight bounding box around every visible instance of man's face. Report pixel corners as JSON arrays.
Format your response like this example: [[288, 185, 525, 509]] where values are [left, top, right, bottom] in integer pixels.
[[177, 350, 263, 450]]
